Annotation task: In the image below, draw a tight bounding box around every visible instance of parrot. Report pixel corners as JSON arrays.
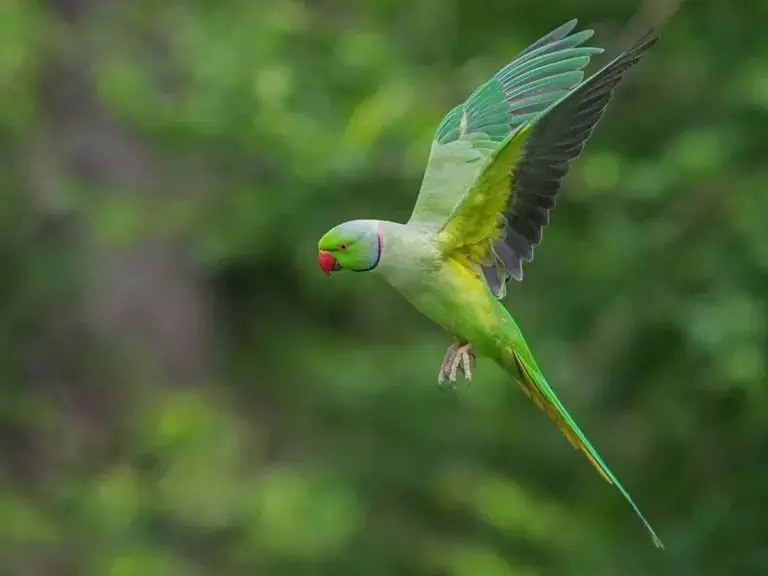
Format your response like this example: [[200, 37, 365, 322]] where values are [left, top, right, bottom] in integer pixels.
[[316, 20, 663, 548]]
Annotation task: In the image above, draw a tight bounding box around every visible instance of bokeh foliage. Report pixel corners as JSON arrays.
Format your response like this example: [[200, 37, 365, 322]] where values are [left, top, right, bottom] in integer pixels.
[[2, 0, 768, 574]]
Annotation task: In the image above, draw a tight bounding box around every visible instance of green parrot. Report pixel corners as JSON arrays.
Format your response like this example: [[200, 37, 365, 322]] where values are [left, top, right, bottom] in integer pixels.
[[317, 20, 663, 548]]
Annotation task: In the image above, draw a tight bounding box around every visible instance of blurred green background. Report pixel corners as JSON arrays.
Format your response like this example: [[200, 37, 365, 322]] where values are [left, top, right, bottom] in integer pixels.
[[2, 0, 768, 574]]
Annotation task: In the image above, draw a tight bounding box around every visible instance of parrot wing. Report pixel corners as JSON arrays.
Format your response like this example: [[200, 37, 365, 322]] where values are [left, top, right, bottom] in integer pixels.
[[407, 20, 602, 231], [436, 30, 659, 296]]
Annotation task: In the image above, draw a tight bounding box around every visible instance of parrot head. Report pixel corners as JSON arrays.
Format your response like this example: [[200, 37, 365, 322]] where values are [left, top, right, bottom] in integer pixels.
[[317, 219, 382, 275]]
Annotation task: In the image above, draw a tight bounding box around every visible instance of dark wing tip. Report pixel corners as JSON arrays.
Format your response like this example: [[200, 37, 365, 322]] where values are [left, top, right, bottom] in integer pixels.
[[629, 28, 660, 54], [490, 25, 659, 289]]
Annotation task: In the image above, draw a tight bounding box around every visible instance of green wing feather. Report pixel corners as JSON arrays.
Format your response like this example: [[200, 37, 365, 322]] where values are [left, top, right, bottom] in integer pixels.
[[437, 31, 659, 291], [408, 20, 603, 229], [436, 126, 533, 264]]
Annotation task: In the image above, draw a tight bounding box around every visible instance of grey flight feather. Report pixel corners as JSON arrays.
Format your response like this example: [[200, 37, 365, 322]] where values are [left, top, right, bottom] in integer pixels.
[[484, 30, 659, 296]]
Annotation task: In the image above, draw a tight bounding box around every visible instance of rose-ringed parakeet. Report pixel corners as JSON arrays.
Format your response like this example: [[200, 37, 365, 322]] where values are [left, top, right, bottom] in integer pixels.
[[317, 20, 663, 548]]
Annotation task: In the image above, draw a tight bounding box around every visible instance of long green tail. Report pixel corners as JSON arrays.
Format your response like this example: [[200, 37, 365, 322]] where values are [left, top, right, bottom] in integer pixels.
[[496, 319, 664, 549]]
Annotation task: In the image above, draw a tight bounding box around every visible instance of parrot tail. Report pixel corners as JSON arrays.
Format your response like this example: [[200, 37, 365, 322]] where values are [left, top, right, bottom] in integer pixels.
[[498, 343, 664, 549]]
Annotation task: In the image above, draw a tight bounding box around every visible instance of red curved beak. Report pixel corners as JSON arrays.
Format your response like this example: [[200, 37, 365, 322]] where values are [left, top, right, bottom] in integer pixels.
[[317, 250, 340, 275]]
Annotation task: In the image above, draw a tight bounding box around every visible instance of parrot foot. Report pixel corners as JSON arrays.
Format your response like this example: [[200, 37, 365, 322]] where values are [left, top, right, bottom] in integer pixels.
[[438, 341, 475, 389]]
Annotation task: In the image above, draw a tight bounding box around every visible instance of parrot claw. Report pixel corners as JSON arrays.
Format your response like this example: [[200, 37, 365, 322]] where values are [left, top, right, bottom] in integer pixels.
[[437, 341, 475, 389]]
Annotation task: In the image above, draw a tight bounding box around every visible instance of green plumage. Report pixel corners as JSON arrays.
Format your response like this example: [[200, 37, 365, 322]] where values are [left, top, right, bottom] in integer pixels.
[[433, 20, 603, 147], [495, 305, 664, 549], [411, 20, 601, 231], [318, 21, 663, 549]]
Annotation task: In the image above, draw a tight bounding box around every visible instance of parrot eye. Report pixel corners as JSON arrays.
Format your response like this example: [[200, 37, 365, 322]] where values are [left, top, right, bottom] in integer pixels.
[[339, 243, 348, 251]]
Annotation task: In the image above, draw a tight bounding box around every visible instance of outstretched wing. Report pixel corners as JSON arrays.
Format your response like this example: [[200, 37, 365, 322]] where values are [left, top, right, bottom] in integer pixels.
[[407, 20, 603, 229], [436, 31, 659, 295]]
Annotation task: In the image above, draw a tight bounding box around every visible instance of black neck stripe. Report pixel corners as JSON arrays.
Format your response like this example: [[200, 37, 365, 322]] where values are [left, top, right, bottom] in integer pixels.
[[355, 230, 382, 272]]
